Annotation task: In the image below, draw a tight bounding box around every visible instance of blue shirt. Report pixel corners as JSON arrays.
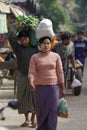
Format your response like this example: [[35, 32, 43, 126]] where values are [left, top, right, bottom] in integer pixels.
[[74, 38, 87, 65]]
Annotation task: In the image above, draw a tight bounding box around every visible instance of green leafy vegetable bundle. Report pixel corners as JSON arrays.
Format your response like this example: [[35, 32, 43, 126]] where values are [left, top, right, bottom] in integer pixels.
[[16, 15, 39, 32]]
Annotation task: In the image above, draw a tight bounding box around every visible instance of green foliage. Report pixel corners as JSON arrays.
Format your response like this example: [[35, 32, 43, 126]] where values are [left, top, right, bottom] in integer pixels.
[[16, 15, 39, 32], [47, 5, 66, 32], [60, 24, 73, 33], [38, 1, 67, 32], [38, 0, 84, 33], [76, 0, 87, 15], [38, 0, 57, 7], [75, 0, 87, 34]]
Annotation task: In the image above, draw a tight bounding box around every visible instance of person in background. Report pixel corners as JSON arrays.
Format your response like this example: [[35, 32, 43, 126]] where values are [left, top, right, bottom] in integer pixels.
[[57, 31, 63, 43], [28, 19, 66, 130], [8, 29, 38, 127], [70, 34, 76, 43], [74, 30, 87, 67], [52, 31, 76, 87], [50, 35, 58, 49]]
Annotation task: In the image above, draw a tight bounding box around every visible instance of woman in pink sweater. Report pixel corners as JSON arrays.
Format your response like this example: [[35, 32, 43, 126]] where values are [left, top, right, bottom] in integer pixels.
[[28, 36, 65, 130]]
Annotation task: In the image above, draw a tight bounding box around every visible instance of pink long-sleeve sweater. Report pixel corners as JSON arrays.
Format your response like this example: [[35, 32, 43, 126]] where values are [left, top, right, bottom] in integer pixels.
[[28, 51, 64, 85]]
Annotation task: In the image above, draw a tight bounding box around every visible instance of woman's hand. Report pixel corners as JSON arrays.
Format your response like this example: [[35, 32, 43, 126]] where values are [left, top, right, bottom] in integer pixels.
[[29, 80, 35, 91], [61, 88, 66, 97], [59, 84, 66, 98]]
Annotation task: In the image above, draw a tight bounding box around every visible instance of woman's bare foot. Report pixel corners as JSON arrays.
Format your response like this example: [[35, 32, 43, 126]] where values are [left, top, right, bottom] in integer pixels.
[[21, 121, 29, 127], [30, 112, 37, 127]]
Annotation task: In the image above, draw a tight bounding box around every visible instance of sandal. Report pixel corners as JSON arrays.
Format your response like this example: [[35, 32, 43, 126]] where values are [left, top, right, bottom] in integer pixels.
[[31, 122, 37, 128], [21, 121, 29, 127]]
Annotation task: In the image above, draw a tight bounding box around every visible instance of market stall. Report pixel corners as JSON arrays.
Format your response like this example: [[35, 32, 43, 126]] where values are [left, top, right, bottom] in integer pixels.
[[0, 0, 25, 53], [0, 0, 39, 92]]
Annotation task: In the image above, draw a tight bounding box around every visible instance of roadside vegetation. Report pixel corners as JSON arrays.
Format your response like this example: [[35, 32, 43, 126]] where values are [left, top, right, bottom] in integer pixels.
[[37, 0, 87, 34]]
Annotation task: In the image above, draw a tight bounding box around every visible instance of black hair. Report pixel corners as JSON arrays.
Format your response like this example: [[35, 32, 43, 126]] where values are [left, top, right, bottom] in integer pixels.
[[77, 30, 84, 35], [61, 31, 71, 41], [39, 37, 51, 43], [17, 29, 30, 39], [71, 33, 76, 38]]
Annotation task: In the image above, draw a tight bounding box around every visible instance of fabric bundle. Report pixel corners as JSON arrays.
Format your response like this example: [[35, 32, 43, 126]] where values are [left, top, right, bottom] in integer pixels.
[[36, 18, 55, 40]]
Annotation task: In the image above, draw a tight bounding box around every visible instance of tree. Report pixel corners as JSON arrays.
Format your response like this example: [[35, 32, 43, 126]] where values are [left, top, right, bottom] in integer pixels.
[[75, 0, 87, 21], [38, 0, 57, 7], [37, 0, 68, 32], [74, 0, 87, 34]]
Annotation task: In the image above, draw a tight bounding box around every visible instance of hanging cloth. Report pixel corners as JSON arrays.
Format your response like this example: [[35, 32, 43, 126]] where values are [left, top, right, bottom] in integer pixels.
[[0, 13, 8, 34]]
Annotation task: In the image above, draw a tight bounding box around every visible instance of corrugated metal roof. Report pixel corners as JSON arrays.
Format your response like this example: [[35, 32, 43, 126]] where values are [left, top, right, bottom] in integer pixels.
[[0, 0, 24, 13], [10, 0, 26, 2], [1, 0, 37, 3], [0, 1, 10, 13], [1, 0, 26, 3]]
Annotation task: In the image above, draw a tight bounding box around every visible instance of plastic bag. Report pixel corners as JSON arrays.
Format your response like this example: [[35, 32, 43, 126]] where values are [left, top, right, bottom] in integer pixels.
[[57, 98, 68, 118], [71, 75, 82, 88]]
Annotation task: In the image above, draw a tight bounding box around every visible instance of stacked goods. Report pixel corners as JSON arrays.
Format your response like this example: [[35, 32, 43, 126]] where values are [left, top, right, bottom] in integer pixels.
[[10, 5, 39, 31], [16, 15, 39, 32], [9, 5, 40, 45], [9, 4, 40, 45], [15, 15, 39, 46]]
